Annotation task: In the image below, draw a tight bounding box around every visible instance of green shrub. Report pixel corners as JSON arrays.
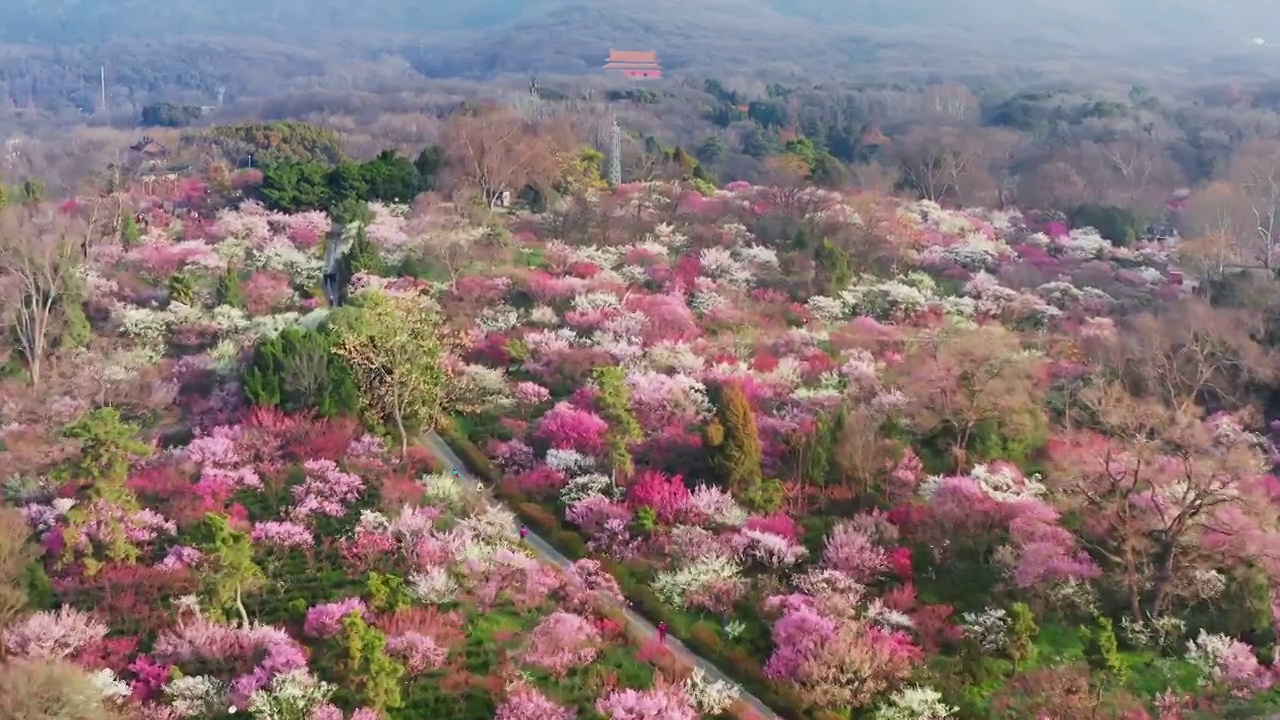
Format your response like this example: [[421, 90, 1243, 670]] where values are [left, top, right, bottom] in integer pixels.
[[440, 422, 498, 483], [633, 505, 658, 532], [1070, 203, 1142, 247], [518, 502, 560, 533], [550, 530, 588, 559], [366, 572, 412, 613], [241, 325, 359, 417], [215, 269, 246, 308], [167, 272, 198, 306], [690, 621, 723, 652]]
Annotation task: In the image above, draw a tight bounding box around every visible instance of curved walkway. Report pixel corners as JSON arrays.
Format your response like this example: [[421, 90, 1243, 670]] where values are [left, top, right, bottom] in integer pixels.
[[423, 431, 781, 720]]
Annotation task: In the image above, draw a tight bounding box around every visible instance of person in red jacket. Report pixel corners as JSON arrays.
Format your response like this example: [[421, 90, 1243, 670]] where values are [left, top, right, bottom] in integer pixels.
[[519, 526, 529, 541], [657, 621, 668, 644]]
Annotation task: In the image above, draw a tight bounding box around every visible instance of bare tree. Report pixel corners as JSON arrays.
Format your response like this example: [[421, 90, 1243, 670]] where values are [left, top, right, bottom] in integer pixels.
[[830, 405, 897, 500], [1016, 159, 1091, 212], [922, 83, 979, 123], [1176, 180, 1254, 280], [896, 126, 990, 204], [1091, 299, 1277, 415], [1226, 139, 1280, 273], [846, 161, 901, 195], [762, 154, 813, 187], [982, 128, 1029, 209], [0, 208, 85, 388], [1095, 136, 1185, 212], [440, 106, 575, 208]]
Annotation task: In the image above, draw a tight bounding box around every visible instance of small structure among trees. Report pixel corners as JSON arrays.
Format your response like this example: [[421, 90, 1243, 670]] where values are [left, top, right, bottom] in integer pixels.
[[603, 50, 662, 79]]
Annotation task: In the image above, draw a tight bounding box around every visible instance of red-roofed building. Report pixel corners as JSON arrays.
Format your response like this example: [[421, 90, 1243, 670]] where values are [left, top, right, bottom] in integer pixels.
[[604, 49, 662, 79]]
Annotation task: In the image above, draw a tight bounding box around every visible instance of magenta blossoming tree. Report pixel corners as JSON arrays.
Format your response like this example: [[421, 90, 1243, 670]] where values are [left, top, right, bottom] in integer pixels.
[[536, 402, 609, 454], [304, 599, 370, 639]]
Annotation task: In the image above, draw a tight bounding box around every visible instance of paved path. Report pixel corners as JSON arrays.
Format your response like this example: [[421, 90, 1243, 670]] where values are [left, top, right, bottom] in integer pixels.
[[423, 430, 782, 720]]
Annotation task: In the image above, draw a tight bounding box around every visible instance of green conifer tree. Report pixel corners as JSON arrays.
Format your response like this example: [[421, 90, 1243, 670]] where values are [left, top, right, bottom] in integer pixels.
[[340, 611, 404, 713], [242, 334, 285, 408], [1083, 615, 1126, 682], [167, 272, 198, 306], [120, 213, 141, 248], [813, 238, 852, 295], [704, 382, 764, 498], [592, 365, 643, 486], [58, 409, 151, 572], [336, 223, 383, 301], [215, 269, 246, 308], [1008, 602, 1040, 671]]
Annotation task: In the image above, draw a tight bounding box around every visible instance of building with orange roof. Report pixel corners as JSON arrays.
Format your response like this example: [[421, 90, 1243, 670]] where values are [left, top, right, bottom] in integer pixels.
[[604, 49, 662, 79]]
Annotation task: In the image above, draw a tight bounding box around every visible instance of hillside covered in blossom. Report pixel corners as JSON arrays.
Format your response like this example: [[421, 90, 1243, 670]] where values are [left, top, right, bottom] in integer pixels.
[[3, 115, 1280, 720]]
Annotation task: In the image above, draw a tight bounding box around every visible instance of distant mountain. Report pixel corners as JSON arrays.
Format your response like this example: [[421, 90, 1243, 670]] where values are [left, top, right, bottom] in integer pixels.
[[3, 0, 1278, 80], [0, 0, 530, 44], [9, 0, 1277, 49], [770, 0, 1279, 48]]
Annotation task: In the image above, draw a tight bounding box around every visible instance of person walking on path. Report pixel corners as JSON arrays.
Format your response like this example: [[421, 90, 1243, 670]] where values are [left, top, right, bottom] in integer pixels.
[[519, 526, 529, 542], [657, 621, 668, 644]]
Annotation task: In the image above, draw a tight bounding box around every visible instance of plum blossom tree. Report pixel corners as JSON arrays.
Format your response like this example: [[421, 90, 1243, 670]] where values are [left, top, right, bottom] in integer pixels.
[[495, 683, 576, 720], [0, 659, 122, 720], [627, 471, 691, 524], [521, 611, 602, 677], [765, 573, 921, 712], [304, 598, 370, 639], [536, 402, 609, 455], [384, 632, 446, 676], [594, 683, 699, 720], [1049, 387, 1275, 619], [823, 522, 889, 584], [895, 322, 1043, 471], [2, 605, 108, 659]]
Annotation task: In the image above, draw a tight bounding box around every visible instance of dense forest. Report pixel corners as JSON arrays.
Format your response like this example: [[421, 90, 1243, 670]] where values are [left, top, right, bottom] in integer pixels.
[[7, 72, 1280, 268]]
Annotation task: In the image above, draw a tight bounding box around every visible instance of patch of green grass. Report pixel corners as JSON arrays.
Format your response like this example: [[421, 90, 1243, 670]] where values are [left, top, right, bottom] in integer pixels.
[[1034, 621, 1087, 662], [452, 414, 479, 439], [518, 247, 548, 269], [393, 683, 495, 720], [1124, 655, 1201, 697], [1033, 621, 1205, 698]]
